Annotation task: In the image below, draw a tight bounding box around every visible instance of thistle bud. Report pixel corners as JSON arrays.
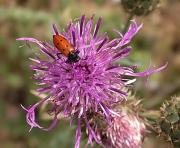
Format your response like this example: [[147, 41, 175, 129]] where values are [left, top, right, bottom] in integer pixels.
[[103, 107, 146, 148], [121, 0, 160, 16], [156, 96, 180, 147]]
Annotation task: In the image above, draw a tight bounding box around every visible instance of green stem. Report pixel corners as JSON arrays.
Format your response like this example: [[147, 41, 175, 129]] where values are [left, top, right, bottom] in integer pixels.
[[140, 110, 161, 121], [123, 13, 134, 34]]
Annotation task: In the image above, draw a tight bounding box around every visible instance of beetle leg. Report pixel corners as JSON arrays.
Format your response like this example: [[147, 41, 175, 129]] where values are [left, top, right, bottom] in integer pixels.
[[74, 50, 80, 54], [56, 53, 62, 60], [65, 59, 72, 64]]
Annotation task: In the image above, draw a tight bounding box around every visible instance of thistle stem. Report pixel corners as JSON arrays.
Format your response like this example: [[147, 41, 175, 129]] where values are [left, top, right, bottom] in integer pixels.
[[123, 13, 134, 34], [140, 110, 161, 121]]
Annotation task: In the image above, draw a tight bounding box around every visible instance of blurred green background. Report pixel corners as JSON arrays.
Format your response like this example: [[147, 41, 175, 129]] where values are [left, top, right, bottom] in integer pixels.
[[0, 0, 179, 148]]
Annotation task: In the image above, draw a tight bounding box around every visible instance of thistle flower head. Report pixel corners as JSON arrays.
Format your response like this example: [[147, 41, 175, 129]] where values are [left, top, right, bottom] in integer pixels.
[[105, 109, 146, 148], [17, 15, 167, 148]]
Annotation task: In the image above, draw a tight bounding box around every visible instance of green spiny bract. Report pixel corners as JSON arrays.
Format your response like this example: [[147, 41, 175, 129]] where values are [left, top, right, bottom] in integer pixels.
[[157, 96, 180, 147]]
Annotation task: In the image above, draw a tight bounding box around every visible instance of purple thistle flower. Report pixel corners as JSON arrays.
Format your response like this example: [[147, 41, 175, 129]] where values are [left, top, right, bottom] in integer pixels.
[[17, 15, 167, 148]]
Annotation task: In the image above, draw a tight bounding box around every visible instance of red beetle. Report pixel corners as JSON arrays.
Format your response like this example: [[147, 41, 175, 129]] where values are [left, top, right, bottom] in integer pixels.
[[53, 35, 79, 63]]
